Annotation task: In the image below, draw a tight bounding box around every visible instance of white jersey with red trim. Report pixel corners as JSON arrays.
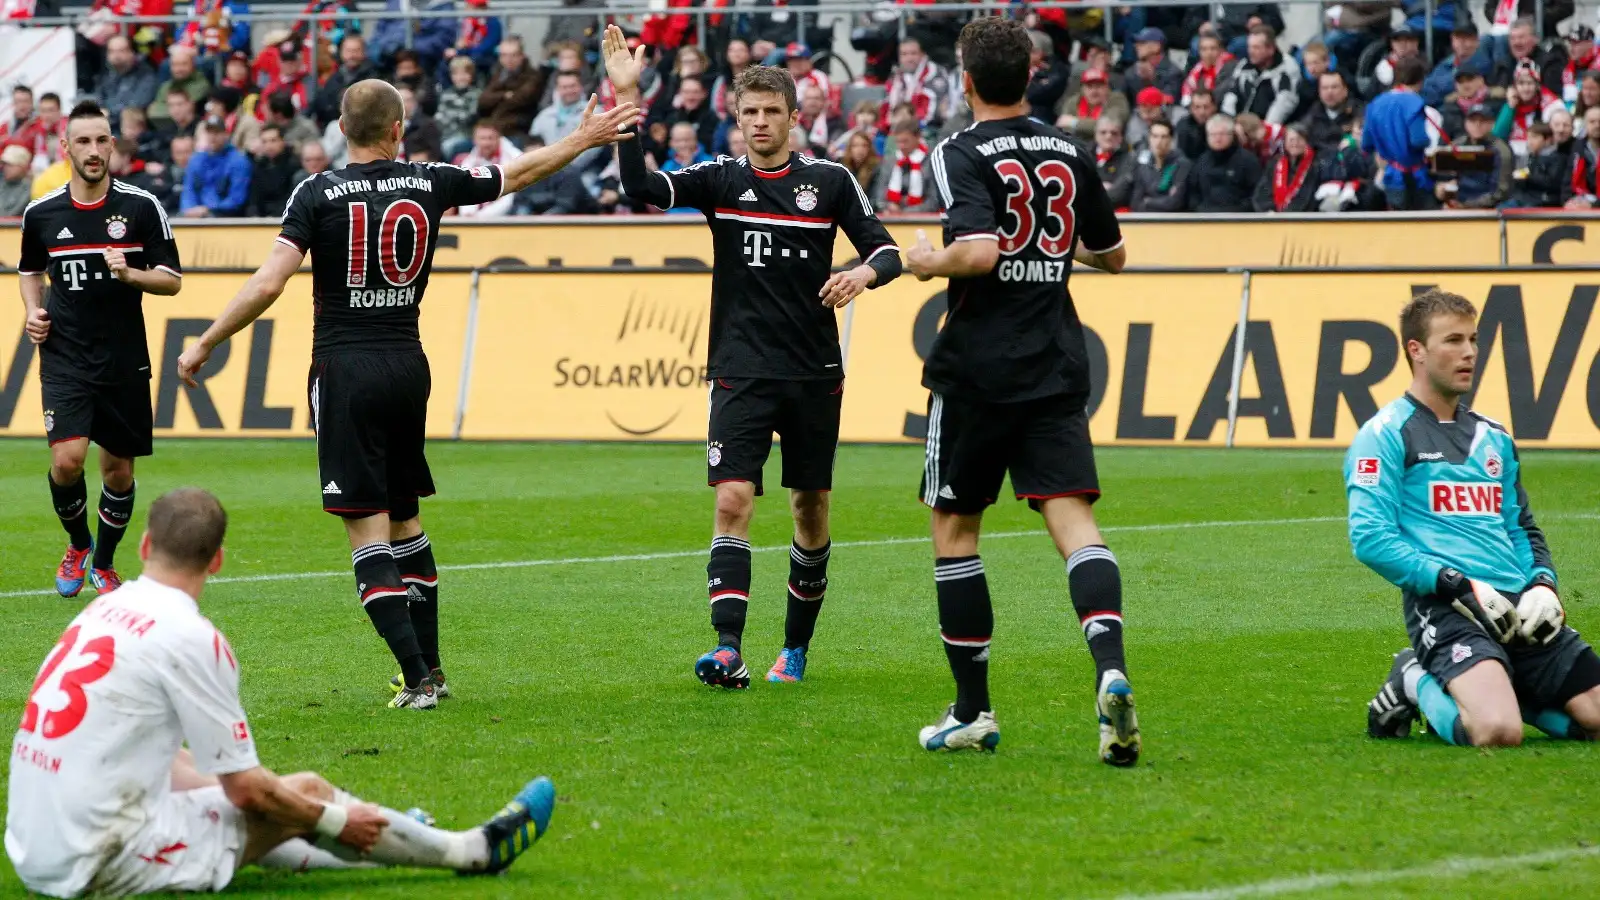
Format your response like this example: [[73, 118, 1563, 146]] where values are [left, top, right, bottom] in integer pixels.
[[277, 159, 506, 356], [18, 180, 182, 383], [624, 153, 896, 379], [5, 577, 259, 899]]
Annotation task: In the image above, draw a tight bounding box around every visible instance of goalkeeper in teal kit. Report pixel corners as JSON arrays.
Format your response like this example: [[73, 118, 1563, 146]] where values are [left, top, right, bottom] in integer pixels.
[[1348, 290, 1600, 746]]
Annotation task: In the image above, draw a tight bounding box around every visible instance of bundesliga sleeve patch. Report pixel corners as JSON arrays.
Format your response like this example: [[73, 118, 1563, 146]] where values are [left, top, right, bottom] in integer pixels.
[[470, 166, 493, 179], [1353, 458, 1380, 486]]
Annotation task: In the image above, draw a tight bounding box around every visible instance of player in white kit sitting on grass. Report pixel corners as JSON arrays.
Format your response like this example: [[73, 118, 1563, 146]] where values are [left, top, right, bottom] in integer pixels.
[[5, 487, 555, 898]]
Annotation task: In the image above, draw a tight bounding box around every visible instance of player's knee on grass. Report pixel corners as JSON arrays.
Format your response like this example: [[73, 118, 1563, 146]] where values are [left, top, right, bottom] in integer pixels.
[[931, 510, 982, 558], [714, 482, 756, 531], [1565, 686, 1600, 735], [279, 771, 335, 802], [50, 440, 88, 482], [98, 451, 133, 491]]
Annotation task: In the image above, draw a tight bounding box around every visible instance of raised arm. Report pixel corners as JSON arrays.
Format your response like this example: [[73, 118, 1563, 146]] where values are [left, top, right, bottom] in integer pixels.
[[602, 24, 677, 209], [499, 95, 639, 196]]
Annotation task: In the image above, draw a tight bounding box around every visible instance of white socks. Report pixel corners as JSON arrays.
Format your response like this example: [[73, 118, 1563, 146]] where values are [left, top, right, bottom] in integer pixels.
[[310, 806, 487, 871]]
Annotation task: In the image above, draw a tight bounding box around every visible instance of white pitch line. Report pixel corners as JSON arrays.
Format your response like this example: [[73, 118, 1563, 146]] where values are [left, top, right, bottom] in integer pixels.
[[1113, 844, 1600, 900], [0, 516, 1346, 600]]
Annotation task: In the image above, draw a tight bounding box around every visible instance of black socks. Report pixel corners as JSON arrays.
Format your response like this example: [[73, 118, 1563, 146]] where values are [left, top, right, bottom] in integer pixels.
[[48, 473, 92, 550], [708, 535, 752, 651], [393, 533, 440, 671], [354, 542, 428, 689], [783, 540, 830, 651], [935, 555, 993, 723], [1068, 544, 1127, 684], [93, 482, 135, 570]]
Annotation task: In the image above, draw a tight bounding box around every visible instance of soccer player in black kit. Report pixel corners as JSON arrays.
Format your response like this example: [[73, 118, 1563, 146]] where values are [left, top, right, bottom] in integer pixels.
[[905, 18, 1140, 764], [603, 24, 901, 688], [177, 81, 640, 709], [19, 101, 183, 599]]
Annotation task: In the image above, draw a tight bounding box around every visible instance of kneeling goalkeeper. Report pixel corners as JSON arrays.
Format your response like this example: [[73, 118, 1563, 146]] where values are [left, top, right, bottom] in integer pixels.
[[1348, 289, 1600, 746]]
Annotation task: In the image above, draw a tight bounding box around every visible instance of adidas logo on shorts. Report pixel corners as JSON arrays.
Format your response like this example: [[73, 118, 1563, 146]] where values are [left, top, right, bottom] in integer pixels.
[[938, 485, 957, 500], [322, 481, 341, 495]]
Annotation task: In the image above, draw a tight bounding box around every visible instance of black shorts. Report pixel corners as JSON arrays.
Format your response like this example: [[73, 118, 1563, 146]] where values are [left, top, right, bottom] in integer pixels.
[[706, 377, 842, 495], [921, 391, 1100, 515], [1405, 588, 1600, 710], [309, 352, 434, 520], [41, 375, 153, 459]]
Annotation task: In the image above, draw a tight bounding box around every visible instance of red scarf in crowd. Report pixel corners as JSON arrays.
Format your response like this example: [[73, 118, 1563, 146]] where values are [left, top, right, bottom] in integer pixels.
[[886, 141, 927, 207], [1076, 94, 1104, 121], [1182, 52, 1234, 101], [1563, 51, 1597, 98], [1490, 0, 1517, 33], [1272, 148, 1315, 211], [884, 58, 942, 128]]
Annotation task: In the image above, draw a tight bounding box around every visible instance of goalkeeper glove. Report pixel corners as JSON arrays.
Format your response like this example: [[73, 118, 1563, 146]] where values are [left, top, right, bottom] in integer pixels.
[[1438, 567, 1519, 644], [1516, 576, 1565, 645]]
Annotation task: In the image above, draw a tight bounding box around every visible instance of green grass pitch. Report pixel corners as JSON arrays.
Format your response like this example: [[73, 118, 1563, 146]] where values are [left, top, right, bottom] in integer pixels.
[[1, 440, 1598, 899]]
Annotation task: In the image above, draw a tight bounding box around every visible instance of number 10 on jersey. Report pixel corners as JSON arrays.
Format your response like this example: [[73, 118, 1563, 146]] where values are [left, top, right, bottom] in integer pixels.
[[346, 200, 431, 289]]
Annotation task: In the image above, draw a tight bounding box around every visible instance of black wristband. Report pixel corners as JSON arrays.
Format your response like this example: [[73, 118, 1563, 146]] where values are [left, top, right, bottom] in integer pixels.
[[1436, 567, 1468, 599], [1527, 572, 1557, 592]]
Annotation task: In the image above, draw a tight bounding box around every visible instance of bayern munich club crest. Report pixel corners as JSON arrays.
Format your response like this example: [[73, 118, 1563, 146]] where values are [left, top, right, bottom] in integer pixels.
[[1485, 452, 1502, 478], [708, 441, 723, 467], [794, 184, 818, 212], [105, 215, 128, 239]]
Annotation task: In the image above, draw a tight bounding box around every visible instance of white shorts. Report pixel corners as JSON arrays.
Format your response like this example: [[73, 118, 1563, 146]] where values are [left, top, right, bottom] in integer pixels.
[[85, 786, 247, 897]]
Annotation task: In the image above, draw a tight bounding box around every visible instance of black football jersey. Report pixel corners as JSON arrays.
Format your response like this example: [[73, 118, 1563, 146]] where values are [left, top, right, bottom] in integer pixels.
[[277, 159, 505, 356], [923, 116, 1123, 403], [19, 181, 182, 382], [632, 153, 897, 380]]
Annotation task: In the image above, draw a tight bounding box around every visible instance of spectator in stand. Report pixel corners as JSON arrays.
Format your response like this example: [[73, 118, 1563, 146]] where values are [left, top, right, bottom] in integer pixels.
[[1235, 112, 1283, 165], [1183, 32, 1238, 109], [1094, 116, 1135, 208], [393, 50, 438, 117], [259, 40, 310, 115], [1321, 1, 1399, 67], [884, 37, 949, 134], [1552, 25, 1599, 107], [1058, 68, 1128, 141], [784, 43, 831, 105], [797, 84, 843, 155], [1254, 123, 1327, 211], [31, 149, 69, 200], [660, 75, 718, 156], [874, 120, 934, 213], [652, 45, 710, 122], [477, 36, 544, 138], [119, 107, 164, 162], [1494, 19, 1556, 91], [1188, 113, 1262, 210], [1290, 40, 1334, 122], [659, 121, 713, 213], [314, 35, 380, 128], [1508, 120, 1566, 206], [247, 123, 299, 215], [449, 0, 504, 77], [23, 93, 65, 174], [1124, 27, 1182, 106], [711, 39, 752, 120], [1358, 25, 1423, 101], [97, 35, 159, 123], [838, 129, 879, 193], [1224, 25, 1302, 125], [173, 0, 253, 66], [1575, 72, 1600, 134], [370, 0, 456, 74], [0, 86, 35, 145], [209, 89, 260, 154], [531, 70, 597, 163], [153, 83, 196, 138], [295, 138, 330, 185], [1131, 118, 1193, 211], [1567, 105, 1600, 205], [220, 51, 255, 95], [1064, 35, 1126, 97], [1551, 107, 1576, 159], [1190, 4, 1286, 58], [0, 145, 31, 217], [1179, 88, 1220, 159], [1425, 23, 1499, 106], [453, 120, 518, 216], [1439, 66, 1500, 137], [1026, 31, 1071, 118], [399, 85, 444, 162], [1496, 60, 1565, 155], [258, 92, 315, 154], [828, 100, 880, 159], [1303, 71, 1363, 151], [128, 136, 184, 211], [437, 56, 482, 161], [1436, 103, 1512, 206], [1128, 87, 1168, 149], [181, 117, 251, 217], [511, 134, 597, 215], [150, 45, 211, 124], [537, 42, 590, 109], [1364, 56, 1438, 208], [1488, 0, 1573, 44]]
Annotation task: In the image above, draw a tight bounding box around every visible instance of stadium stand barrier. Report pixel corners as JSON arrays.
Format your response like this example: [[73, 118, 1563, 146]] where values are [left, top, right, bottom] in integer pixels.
[[1, 214, 1597, 447]]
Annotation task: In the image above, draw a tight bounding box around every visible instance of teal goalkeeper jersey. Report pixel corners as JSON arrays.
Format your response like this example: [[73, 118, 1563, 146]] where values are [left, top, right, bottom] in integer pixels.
[[1343, 393, 1555, 596]]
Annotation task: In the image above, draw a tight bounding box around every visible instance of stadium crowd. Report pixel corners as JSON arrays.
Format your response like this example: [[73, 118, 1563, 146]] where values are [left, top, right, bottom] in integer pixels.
[[2, 0, 1598, 216]]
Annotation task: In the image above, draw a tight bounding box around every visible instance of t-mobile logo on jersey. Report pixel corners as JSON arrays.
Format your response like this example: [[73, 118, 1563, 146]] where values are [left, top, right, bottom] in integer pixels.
[[742, 230, 773, 267], [59, 259, 88, 291]]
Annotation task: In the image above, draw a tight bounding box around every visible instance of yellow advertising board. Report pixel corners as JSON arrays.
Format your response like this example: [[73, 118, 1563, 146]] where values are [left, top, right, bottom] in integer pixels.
[[1, 213, 1562, 273], [0, 273, 472, 440], [1502, 216, 1600, 265], [1238, 270, 1600, 448], [839, 272, 1247, 445]]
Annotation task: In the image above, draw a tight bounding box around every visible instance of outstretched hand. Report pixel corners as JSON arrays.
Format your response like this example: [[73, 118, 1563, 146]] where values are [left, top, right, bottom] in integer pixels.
[[575, 94, 640, 149], [601, 24, 647, 94]]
